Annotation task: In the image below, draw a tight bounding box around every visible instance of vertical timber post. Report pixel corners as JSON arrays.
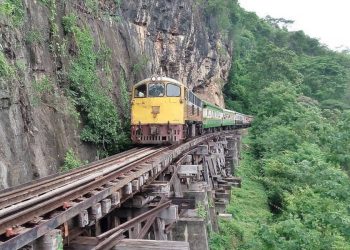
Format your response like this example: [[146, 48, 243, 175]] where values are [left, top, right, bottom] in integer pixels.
[[33, 229, 63, 250]]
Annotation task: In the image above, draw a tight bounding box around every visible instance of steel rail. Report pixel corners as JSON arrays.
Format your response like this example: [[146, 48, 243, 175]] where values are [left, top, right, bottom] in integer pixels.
[[0, 147, 152, 210], [0, 147, 143, 201], [0, 147, 169, 234], [0, 147, 137, 196], [0, 131, 233, 249], [0, 148, 159, 219]]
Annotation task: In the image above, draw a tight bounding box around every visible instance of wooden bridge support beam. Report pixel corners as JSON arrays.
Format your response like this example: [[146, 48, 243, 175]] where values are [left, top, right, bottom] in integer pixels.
[[31, 229, 62, 250], [57, 133, 243, 250]]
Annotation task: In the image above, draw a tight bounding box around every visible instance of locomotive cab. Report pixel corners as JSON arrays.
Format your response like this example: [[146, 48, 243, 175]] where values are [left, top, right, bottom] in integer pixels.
[[131, 77, 186, 144]]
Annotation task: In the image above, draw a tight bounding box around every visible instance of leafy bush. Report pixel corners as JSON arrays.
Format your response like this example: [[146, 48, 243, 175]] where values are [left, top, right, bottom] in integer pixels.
[[62, 13, 77, 34], [0, 0, 24, 26], [68, 26, 130, 154], [85, 0, 99, 15], [25, 29, 44, 45], [61, 148, 82, 172], [31, 76, 53, 105], [0, 51, 14, 78]]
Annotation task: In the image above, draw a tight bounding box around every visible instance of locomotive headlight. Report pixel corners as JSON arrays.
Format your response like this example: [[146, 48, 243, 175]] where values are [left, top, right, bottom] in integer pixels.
[[157, 76, 161, 81], [151, 76, 156, 81]]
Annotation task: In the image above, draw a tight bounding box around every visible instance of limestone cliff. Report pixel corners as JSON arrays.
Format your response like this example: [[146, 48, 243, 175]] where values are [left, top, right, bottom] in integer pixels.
[[0, 0, 232, 189]]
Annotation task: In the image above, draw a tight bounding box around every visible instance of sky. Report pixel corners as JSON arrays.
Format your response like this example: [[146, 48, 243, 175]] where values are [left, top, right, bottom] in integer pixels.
[[238, 0, 350, 51]]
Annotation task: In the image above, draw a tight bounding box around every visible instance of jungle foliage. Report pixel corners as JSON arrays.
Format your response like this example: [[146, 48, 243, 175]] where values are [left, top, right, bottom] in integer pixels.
[[208, 0, 350, 249], [61, 148, 83, 172], [59, 11, 130, 156], [68, 25, 130, 155], [0, 0, 24, 26]]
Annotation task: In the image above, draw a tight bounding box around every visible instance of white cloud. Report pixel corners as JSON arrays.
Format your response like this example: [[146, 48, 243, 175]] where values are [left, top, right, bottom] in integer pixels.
[[239, 0, 350, 50]]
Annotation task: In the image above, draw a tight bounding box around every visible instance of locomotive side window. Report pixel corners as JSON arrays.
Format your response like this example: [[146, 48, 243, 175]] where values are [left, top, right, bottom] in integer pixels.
[[166, 83, 181, 97], [149, 83, 165, 97], [135, 84, 147, 98]]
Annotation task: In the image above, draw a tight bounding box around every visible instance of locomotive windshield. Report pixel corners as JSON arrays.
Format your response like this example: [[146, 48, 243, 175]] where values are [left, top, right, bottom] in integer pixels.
[[134, 84, 147, 98], [166, 83, 181, 97], [148, 83, 165, 97]]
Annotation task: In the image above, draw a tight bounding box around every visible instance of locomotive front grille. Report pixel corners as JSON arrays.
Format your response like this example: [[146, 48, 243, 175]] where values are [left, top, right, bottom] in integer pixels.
[[141, 135, 171, 141], [131, 124, 183, 144]]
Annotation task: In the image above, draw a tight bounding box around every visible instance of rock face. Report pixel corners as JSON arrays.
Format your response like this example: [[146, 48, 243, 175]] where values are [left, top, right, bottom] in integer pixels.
[[121, 0, 232, 106], [0, 0, 232, 189]]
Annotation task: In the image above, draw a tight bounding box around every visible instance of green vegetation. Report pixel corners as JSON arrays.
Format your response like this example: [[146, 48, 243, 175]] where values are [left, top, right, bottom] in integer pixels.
[[32, 76, 53, 105], [132, 55, 149, 76], [114, 0, 122, 8], [196, 202, 208, 219], [61, 148, 82, 172], [206, 0, 350, 249], [83, 0, 123, 18], [38, 0, 63, 64], [25, 29, 44, 45], [62, 13, 77, 34], [85, 0, 99, 15], [210, 151, 271, 249], [68, 25, 130, 154], [15, 59, 26, 72], [0, 0, 24, 26], [196, 0, 238, 38], [33, 76, 53, 94], [118, 70, 131, 121], [37, 0, 52, 6], [47, 1, 59, 59], [0, 51, 14, 78], [223, 4, 350, 112]]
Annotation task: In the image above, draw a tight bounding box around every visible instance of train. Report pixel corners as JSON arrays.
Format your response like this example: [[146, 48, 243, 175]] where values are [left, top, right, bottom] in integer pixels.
[[131, 76, 253, 144]]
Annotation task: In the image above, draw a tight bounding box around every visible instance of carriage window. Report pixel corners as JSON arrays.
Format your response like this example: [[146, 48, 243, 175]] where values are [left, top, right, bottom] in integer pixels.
[[167, 83, 181, 97], [134, 84, 147, 98], [189, 92, 193, 103], [148, 83, 165, 97]]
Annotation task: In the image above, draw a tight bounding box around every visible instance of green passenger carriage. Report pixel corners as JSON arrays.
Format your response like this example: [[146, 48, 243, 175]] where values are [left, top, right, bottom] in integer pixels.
[[202, 101, 224, 129], [223, 109, 236, 127]]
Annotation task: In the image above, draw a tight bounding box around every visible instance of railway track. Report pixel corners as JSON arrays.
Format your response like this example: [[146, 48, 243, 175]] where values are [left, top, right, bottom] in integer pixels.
[[0, 146, 169, 237], [0, 147, 150, 211], [0, 132, 228, 249]]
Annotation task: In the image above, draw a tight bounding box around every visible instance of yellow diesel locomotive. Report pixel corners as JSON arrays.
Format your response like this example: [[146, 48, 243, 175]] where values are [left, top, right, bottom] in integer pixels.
[[131, 76, 252, 144], [131, 76, 203, 144]]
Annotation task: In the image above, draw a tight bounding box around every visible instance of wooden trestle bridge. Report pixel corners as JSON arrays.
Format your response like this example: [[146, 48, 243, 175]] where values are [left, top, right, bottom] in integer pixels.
[[0, 130, 243, 250]]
